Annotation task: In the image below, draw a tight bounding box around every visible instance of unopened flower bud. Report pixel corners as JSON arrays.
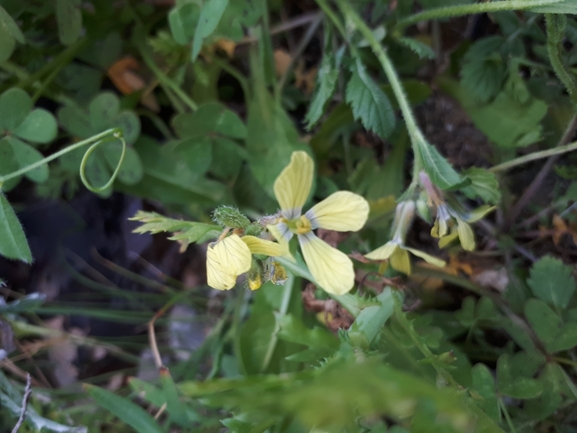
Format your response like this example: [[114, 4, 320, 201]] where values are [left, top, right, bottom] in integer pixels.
[[212, 206, 251, 229]]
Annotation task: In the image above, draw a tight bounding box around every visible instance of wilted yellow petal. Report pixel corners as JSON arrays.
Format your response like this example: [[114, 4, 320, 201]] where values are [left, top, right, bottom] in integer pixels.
[[274, 151, 313, 219], [390, 247, 411, 275], [466, 205, 495, 223], [438, 231, 459, 249], [306, 191, 369, 232], [364, 241, 398, 261], [242, 235, 285, 256], [457, 219, 475, 251], [206, 235, 251, 291], [299, 233, 355, 295], [405, 247, 446, 268]]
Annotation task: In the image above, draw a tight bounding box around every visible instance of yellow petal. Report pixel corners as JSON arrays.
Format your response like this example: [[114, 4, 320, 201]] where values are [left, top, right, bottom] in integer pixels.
[[267, 223, 294, 261], [242, 235, 285, 256], [457, 219, 475, 251], [298, 233, 355, 295], [438, 231, 459, 249], [273, 151, 313, 219], [390, 247, 411, 275], [364, 241, 398, 261], [306, 191, 369, 232], [206, 235, 251, 290], [405, 247, 446, 268]]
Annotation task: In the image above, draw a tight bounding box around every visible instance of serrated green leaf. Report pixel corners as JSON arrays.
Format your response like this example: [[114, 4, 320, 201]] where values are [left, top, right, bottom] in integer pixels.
[[191, 0, 229, 61], [9, 136, 48, 183], [523, 365, 563, 421], [461, 36, 507, 103], [527, 255, 576, 310], [13, 109, 58, 144], [346, 59, 395, 139], [396, 37, 435, 59], [277, 314, 338, 362], [56, 0, 82, 46], [414, 138, 463, 190], [85, 384, 163, 433], [0, 193, 32, 262], [348, 288, 395, 349], [497, 353, 543, 399], [525, 299, 577, 353], [130, 210, 220, 244], [305, 53, 339, 128], [0, 87, 32, 132], [461, 167, 501, 204], [160, 368, 192, 427]]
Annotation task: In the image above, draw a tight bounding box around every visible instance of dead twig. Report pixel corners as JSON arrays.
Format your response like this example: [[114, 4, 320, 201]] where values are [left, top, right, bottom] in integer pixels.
[[11, 373, 32, 433]]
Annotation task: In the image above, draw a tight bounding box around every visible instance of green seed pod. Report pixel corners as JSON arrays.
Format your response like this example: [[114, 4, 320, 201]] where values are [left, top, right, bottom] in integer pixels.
[[212, 206, 251, 229], [244, 222, 263, 237]]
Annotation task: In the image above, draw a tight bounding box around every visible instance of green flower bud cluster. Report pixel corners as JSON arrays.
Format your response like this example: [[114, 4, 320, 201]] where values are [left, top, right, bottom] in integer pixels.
[[212, 206, 251, 229]]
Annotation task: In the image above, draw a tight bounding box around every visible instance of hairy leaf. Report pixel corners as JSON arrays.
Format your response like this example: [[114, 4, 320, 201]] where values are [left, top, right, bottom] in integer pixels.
[[528, 255, 576, 310], [346, 59, 395, 139]]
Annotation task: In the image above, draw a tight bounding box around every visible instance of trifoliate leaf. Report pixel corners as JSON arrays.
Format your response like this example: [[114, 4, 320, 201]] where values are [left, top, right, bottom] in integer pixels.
[[8, 136, 48, 183], [0, 88, 32, 132], [12, 109, 58, 144], [497, 353, 543, 399], [191, 0, 229, 61], [461, 36, 507, 103], [461, 167, 501, 204], [396, 36, 435, 59], [0, 5, 24, 62], [168, 2, 200, 45], [525, 299, 577, 353], [56, 0, 82, 46], [528, 255, 576, 310], [346, 59, 395, 139]]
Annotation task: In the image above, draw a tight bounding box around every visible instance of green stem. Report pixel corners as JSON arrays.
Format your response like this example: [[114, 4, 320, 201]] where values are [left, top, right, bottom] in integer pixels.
[[334, 0, 426, 186], [260, 274, 294, 373], [489, 139, 577, 173], [553, 356, 577, 368], [545, 14, 577, 106], [0, 128, 121, 185], [210, 55, 250, 101], [395, 0, 562, 31], [499, 398, 518, 433], [134, 35, 197, 112]]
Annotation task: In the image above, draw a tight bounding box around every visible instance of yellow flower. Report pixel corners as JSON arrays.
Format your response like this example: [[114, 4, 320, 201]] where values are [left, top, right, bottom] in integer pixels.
[[271, 151, 369, 295], [207, 233, 286, 290], [365, 201, 445, 275]]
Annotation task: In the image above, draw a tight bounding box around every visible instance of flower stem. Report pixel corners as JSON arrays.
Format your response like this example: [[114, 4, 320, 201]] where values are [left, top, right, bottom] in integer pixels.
[[395, 0, 562, 31], [489, 139, 577, 173], [545, 14, 577, 106]]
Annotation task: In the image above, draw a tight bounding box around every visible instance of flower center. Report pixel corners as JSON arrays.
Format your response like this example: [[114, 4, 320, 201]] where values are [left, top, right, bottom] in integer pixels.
[[285, 215, 312, 235]]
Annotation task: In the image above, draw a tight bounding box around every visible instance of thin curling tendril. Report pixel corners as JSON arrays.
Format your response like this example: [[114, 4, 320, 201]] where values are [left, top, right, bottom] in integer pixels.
[[79, 131, 127, 193]]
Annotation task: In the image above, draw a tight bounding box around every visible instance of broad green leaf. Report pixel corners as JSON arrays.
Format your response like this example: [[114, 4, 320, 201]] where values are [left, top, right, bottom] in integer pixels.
[[174, 137, 213, 176], [130, 210, 220, 243], [461, 37, 507, 103], [9, 136, 49, 183], [497, 354, 542, 399], [89, 92, 120, 132], [115, 110, 141, 145], [210, 138, 247, 179], [102, 141, 143, 185], [414, 138, 463, 190], [461, 167, 501, 204], [0, 293, 45, 313], [470, 364, 499, 421], [0, 137, 21, 190], [191, 0, 229, 61], [0, 193, 32, 262], [56, 0, 82, 46], [0, 87, 32, 132], [525, 298, 577, 353], [0, 5, 23, 42], [346, 59, 395, 139], [0, 5, 23, 62], [58, 105, 94, 138], [13, 109, 58, 144], [85, 384, 163, 433], [305, 53, 339, 128], [348, 288, 395, 349], [160, 368, 192, 427], [173, 103, 246, 139], [276, 314, 338, 362], [527, 255, 576, 310], [396, 37, 435, 59], [522, 365, 563, 421], [168, 3, 200, 45]]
